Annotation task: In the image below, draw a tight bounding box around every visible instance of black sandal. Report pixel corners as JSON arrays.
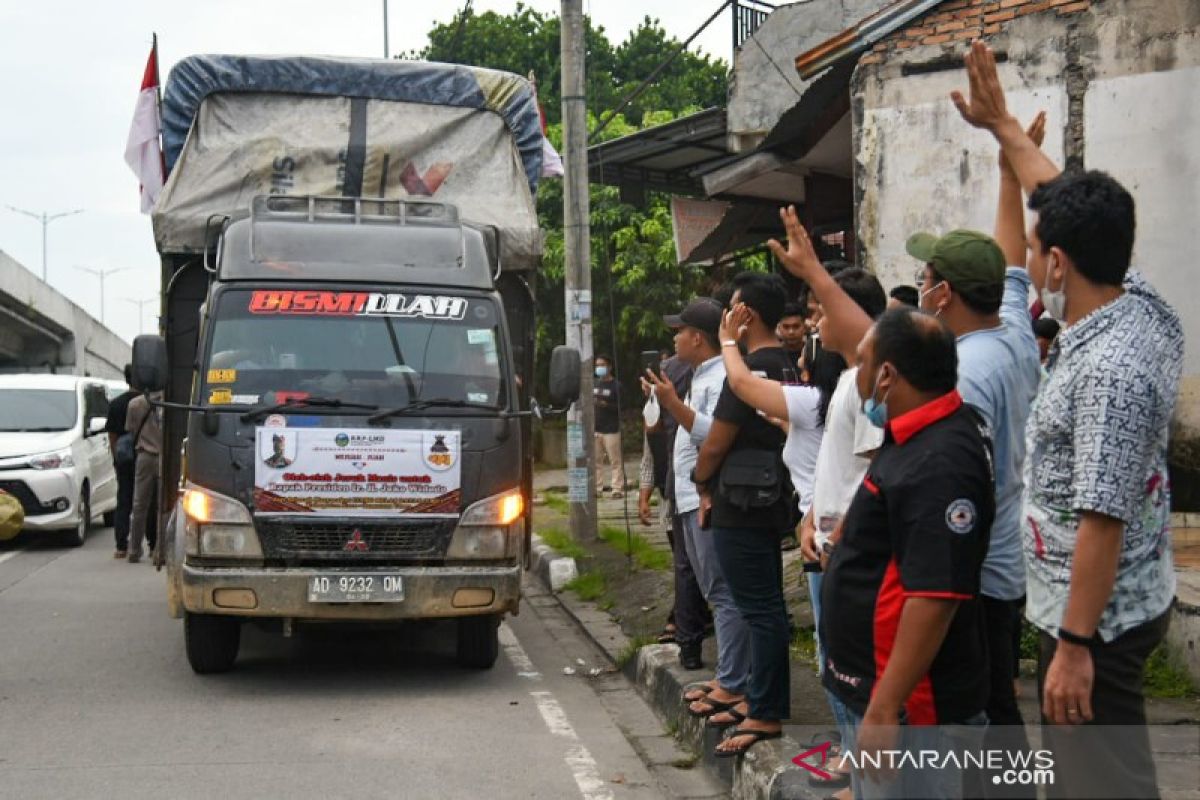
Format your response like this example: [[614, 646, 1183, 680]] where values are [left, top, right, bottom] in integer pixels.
[[686, 696, 741, 718], [713, 727, 782, 758], [705, 706, 746, 729], [681, 682, 714, 703]]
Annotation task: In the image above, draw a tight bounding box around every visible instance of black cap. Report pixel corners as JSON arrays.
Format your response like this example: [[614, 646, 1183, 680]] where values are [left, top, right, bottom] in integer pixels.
[[663, 297, 722, 337]]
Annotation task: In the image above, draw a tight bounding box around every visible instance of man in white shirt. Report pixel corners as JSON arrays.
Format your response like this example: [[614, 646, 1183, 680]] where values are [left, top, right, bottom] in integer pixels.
[[646, 298, 750, 716]]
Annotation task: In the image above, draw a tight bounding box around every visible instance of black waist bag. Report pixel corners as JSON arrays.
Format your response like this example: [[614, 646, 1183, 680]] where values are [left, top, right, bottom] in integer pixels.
[[718, 449, 782, 510]]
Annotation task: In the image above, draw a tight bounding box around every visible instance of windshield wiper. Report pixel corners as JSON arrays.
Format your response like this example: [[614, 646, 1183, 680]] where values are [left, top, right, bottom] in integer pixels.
[[369, 398, 502, 424], [240, 396, 379, 423]]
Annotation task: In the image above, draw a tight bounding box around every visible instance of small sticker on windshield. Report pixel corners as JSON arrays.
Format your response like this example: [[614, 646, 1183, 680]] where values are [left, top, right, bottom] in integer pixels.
[[468, 392, 490, 404], [208, 388, 233, 405], [264, 414, 287, 428], [232, 394, 259, 405], [207, 369, 237, 384], [467, 329, 493, 345]]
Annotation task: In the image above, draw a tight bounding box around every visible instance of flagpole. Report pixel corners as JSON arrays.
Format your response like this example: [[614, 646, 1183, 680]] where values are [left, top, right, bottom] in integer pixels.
[[152, 32, 165, 181]]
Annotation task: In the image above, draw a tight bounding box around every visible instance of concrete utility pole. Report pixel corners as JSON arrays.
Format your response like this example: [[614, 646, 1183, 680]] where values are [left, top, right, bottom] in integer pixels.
[[75, 266, 128, 326], [560, 0, 597, 541], [5, 206, 83, 283]]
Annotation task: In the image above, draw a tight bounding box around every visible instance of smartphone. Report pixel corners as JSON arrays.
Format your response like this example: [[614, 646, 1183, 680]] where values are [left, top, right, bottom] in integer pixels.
[[640, 349, 661, 377]]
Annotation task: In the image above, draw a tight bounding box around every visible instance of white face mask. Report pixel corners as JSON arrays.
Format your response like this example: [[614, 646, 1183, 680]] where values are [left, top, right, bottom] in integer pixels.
[[919, 281, 946, 316], [1040, 256, 1067, 323]]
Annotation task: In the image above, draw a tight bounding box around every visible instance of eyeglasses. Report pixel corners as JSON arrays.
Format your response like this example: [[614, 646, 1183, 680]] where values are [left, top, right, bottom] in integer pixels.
[[914, 268, 928, 289]]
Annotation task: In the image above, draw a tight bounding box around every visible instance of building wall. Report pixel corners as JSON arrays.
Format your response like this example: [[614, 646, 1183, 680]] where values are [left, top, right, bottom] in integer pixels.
[[851, 0, 1200, 492], [727, 0, 883, 152]]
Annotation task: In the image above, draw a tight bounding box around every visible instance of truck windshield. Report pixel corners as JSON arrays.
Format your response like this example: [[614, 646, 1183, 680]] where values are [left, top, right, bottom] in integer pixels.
[[201, 289, 506, 410], [0, 389, 78, 432]]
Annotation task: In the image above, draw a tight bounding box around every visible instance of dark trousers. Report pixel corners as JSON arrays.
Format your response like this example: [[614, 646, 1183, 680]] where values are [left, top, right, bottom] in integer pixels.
[[112, 461, 136, 550], [1038, 611, 1170, 800], [973, 595, 1033, 799], [712, 524, 790, 721], [670, 512, 708, 647]]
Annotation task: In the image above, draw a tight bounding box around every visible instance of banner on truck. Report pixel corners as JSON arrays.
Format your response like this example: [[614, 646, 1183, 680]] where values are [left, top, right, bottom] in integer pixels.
[[253, 427, 461, 516]]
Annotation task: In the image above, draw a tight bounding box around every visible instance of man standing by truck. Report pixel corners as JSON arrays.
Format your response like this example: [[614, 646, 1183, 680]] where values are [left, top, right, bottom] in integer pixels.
[[106, 365, 139, 558], [125, 391, 161, 563]]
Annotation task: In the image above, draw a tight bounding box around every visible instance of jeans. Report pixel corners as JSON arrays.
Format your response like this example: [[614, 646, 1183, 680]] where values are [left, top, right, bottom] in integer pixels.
[[712, 524, 790, 721], [680, 511, 750, 694], [670, 512, 709, 649], [1038, 610, 1169, 800], [809, 569, 855, 741], [842, 708, 988, 799], [112, 460, 136, 551]]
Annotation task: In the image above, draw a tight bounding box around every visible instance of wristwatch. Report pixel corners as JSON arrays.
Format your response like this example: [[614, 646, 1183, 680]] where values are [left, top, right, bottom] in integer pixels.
[[1057, 627, 1095, 647], [721, 340, 738, 348]]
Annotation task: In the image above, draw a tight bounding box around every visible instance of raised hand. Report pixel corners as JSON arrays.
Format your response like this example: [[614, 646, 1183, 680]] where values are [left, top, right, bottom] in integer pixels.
[[1000, 111, 1046, 173], [766, 205, 822, 280], [719, 303, 754, 344], [951, 40, 1013, 132]]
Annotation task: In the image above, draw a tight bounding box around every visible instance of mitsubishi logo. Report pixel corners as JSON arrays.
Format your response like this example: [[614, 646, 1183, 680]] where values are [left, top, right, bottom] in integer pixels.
[[344, 530, 369, 552]]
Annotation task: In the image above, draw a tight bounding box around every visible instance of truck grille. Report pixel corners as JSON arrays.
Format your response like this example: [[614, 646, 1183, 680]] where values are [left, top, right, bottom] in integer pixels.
[[255, 518, 456, 563]]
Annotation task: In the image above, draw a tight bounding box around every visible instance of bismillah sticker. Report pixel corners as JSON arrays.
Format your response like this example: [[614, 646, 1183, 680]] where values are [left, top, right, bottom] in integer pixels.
[[249, 291, 467, 320]]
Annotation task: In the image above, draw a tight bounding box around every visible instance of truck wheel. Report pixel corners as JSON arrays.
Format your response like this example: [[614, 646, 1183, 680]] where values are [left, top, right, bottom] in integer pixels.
[[455, 614, 500, 669], [184, 612, 241, 674]]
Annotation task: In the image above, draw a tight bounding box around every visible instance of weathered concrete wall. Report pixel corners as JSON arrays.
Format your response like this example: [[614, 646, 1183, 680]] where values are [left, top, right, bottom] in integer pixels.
[[852, 0, 1200, 494], [726, 0, 882, 152], [0, 250, 131, 380]]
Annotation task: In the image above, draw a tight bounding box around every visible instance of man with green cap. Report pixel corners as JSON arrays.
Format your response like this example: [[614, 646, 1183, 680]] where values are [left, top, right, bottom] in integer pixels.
[[907, 224, 1040, 792]]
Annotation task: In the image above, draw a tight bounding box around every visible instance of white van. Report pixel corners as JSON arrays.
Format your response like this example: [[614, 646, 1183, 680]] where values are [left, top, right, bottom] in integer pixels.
[[0, 374, 119, 545]]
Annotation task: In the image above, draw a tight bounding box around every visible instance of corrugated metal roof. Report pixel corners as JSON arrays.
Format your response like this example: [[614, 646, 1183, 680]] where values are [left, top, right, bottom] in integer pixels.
[[794, 0, 947, 80]]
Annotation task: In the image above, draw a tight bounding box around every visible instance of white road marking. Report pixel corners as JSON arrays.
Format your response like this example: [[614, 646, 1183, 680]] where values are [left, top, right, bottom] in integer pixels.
[[499, 621, 542, 680], [530, 690, 614, 800], [0, 551, 20, 566]]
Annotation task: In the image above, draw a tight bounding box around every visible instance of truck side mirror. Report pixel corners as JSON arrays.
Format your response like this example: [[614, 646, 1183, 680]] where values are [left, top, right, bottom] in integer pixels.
[[548, 346, 581, 407], [132, 335, 169, 393]]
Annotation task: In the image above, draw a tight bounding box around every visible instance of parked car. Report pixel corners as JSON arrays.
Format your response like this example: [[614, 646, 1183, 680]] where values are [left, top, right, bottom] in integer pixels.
[[0, 374, 119, 545]]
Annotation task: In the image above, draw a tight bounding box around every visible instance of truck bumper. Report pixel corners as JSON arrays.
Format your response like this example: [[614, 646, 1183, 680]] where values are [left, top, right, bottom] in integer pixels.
[[179, 563, 521, 620]]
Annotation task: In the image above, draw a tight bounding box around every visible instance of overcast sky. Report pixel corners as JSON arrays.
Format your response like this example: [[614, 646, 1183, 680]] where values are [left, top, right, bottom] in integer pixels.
[[0, 1, 735, 346]]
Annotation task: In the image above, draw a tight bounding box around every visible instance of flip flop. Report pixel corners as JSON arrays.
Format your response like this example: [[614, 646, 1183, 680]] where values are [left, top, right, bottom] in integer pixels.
[[681, 682, 714, 703], [705, 706, 746, 729], [656, 625, 677, 644], [686, 697, 741, 718], [713, 727, 783, 758]]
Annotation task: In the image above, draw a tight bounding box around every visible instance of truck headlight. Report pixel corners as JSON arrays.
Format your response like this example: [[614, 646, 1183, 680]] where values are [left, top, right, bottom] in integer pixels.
[[28, 449, 74, 470], [199, 524, 263, 559], [448, 489, 524, 559], [182, 484, 252, 525]]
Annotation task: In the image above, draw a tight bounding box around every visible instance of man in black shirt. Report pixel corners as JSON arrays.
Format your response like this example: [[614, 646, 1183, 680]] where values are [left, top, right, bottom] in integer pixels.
[[592, 355, 624, 497], [822, 308, 994, 798], [104, 365, 138, 558], [693, 272, 793, 757]]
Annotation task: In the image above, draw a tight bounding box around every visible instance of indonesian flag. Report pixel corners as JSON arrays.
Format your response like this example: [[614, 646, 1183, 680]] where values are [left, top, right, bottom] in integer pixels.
[[124, 42, 164, 214], [537, 97, 564, 179]]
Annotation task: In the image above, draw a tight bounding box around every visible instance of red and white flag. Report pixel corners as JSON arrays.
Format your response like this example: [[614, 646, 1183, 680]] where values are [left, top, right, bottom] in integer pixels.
[[124, 41, 164, 214]]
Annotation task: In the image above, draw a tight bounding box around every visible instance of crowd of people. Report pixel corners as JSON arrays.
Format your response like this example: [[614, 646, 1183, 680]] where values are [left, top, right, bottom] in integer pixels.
[[630, 42, 1181, 799]]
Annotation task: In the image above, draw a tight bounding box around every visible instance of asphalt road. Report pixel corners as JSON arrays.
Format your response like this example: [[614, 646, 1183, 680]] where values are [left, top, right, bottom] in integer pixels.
[[0, 527, 712, 800]]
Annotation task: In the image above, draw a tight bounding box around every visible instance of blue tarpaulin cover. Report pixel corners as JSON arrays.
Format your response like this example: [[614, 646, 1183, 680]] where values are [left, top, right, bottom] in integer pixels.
[[161, 54, 543, 194]]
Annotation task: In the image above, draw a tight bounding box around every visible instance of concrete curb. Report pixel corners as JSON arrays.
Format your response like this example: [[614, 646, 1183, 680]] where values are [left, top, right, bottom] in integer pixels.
[[530, 536, 820, 800]]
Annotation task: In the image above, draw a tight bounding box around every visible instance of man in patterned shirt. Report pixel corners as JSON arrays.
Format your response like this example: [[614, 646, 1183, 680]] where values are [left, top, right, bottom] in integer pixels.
[[954, 42, 1182, 798]]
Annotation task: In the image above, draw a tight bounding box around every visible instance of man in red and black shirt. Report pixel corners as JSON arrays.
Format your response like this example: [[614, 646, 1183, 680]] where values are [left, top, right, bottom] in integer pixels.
[[822, 308, 994, 798]]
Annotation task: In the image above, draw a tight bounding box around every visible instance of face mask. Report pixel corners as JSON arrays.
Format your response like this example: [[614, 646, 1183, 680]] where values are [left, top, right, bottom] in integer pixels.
[[862, 366, 893, 429], [919, 281, 946, 316], [1040, 256, 1067, 323], [595, 366, 609, 378]]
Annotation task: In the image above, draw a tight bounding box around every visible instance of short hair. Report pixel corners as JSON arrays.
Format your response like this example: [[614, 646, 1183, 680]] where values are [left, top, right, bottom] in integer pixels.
[[595, 354, 612, 366], [871, 307, 958, 395], [732, 271, 787, 329], [780, 301, 806, 320], [889, 285, 919, 307], [1028, 170, 1136, 287], [123, 364, 133, 384], [1032, 317, 1061, 340], [822, 259, 852, 277], [834, 268, 888, 319]]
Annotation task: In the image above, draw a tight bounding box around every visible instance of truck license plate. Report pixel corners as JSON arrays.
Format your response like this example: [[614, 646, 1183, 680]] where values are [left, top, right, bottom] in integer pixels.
[[307, 574, 404, 603]]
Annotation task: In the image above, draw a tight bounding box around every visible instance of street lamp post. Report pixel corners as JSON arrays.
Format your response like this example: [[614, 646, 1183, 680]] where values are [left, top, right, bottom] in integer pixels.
[[75, 266, 129, 326], [5, 206, 84, 283], [124, 297, 157, 335]]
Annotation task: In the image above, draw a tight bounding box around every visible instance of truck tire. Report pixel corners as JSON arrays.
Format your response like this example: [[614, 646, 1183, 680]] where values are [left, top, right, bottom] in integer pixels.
[[455, 614, 500, 669], [184, 612, 241, 674]]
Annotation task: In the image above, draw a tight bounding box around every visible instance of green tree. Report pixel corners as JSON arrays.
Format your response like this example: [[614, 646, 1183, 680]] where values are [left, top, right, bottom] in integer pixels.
[[411, 6, 745, 395]]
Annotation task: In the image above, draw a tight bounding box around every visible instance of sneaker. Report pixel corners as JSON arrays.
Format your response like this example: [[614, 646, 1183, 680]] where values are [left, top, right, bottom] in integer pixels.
[[679, 643, 703, 670]]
